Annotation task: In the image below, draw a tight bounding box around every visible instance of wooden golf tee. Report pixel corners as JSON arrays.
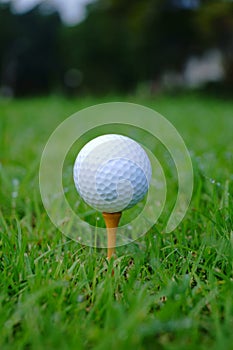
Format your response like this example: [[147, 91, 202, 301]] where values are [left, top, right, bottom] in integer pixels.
[[102, 212, 122, 259]]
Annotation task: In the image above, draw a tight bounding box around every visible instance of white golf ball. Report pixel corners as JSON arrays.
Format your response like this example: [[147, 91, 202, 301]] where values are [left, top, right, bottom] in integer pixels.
[[73, 134, 152, 213]]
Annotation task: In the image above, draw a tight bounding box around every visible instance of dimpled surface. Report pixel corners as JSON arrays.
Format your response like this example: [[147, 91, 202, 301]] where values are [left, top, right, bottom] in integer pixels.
[[73, 134, 151, 213]]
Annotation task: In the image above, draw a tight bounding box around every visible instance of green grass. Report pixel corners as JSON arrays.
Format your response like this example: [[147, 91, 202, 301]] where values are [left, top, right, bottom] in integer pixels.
[[0, 94, 233, 350]]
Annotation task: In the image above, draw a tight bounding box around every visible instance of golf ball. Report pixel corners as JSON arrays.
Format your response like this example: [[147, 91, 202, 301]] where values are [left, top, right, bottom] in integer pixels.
[[73, 134, 152, 213]]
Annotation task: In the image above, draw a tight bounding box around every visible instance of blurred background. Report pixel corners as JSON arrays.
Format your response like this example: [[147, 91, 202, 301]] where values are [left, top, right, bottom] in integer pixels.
[[0, 0, 232, 98]]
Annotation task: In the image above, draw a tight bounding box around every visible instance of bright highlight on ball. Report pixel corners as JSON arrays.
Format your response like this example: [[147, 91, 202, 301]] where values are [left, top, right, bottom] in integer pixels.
[[73, 134, 152, 258]]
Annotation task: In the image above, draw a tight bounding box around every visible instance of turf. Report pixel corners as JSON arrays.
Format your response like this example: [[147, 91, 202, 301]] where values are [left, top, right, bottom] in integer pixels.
[[0, 94, 233, 350]]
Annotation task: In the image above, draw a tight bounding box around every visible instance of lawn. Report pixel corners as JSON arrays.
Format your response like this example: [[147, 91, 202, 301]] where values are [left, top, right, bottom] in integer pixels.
[[0, 94, 233, 350]]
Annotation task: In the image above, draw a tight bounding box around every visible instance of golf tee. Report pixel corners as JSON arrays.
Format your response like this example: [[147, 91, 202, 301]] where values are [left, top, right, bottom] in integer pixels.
[[102, 212, 122, 259]]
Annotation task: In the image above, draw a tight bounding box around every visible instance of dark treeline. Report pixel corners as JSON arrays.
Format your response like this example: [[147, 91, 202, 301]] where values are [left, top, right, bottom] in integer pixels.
[[0, 0, 232, 96]]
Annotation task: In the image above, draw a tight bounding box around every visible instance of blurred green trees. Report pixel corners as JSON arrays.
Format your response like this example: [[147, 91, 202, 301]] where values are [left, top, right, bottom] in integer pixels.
[[195, 1, 233, 89], [0, 0, 232, 96]]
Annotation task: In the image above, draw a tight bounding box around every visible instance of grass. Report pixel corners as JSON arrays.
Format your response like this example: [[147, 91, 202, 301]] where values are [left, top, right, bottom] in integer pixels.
[[0, 93, 233, 350]]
